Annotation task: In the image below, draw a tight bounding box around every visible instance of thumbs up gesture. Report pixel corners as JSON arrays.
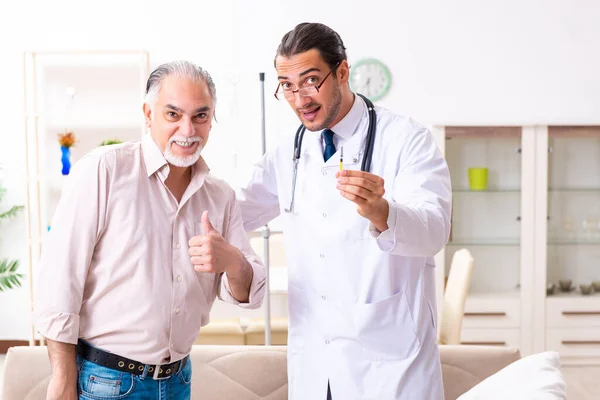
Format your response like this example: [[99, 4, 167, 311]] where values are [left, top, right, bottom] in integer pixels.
[[188, 211, 244, 275]]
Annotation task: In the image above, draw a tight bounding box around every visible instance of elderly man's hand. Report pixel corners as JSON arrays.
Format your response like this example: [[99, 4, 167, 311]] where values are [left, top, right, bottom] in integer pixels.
[[188, 211, 245, 277], [336, 169, 389, 232]]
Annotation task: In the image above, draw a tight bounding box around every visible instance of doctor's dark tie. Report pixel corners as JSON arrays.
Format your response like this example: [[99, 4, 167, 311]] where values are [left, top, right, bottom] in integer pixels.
[[322, 129, 336, 162]]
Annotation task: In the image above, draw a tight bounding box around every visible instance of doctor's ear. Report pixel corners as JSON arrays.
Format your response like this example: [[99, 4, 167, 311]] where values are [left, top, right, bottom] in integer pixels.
[[336, 60, 350, 83]]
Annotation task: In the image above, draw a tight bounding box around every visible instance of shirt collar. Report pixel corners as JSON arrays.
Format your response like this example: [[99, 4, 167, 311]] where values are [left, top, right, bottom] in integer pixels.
[[325, 93, 365, 141], [142, 133, 168, 177]]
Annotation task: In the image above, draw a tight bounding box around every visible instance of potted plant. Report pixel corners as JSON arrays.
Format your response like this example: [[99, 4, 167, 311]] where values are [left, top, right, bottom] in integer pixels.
[[99, 139, 122, 146], [0, 186, 24, 291]]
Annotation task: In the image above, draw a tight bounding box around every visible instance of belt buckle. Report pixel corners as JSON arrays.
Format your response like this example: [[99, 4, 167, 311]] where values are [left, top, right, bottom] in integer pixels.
[[152, 365, 170, 381]]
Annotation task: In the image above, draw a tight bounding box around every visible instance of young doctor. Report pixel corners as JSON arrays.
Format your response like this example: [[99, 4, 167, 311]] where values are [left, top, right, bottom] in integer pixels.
[[236, 22, 452, 399]]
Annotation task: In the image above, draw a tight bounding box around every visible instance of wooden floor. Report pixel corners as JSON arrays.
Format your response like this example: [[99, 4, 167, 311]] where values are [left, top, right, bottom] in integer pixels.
[[562, 366, 600, 400]]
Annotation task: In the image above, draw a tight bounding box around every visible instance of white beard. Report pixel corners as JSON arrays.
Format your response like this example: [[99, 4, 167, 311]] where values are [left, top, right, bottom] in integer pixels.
[[164, 135, 203, 167]]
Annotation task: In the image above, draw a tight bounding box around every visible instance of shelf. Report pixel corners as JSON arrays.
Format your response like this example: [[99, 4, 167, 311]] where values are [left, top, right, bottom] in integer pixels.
[[444, 126, 522, 139], [447, 238, 520, 246], [43, 119, 144, 130], [548, 238, 600, 245], [467, 291, 521, 299], [453, 187, 521, 193], [548, 187, 600, 193], [452, 187, 600, 195], [449, 238, 600, 246], [546, 291, 600, 299]]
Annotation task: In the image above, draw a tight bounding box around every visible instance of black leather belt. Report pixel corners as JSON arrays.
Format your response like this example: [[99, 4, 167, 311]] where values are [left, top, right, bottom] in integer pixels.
[[76, 339, 188, 380]]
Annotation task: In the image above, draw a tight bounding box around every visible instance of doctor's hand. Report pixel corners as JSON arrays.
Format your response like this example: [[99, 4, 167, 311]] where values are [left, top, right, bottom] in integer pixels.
[[188, 211, 246, 277], [336, 170, 389, 232]]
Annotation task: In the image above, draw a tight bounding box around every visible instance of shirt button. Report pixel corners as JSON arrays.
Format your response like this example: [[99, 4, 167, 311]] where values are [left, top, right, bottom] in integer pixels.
[[175, 308, 180, 314], [322, 172, 327, 176], [322, 213, 327, 218], [175, 243, 181, 249], [177, 276, 183, 282], [322, 295, 326, 300], [319, 254, 324, 258], [325, 340, 330, 345]]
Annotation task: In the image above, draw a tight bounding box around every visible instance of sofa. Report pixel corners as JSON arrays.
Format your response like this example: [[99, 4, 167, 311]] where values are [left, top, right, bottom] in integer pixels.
[[2, 344, 522, 400]]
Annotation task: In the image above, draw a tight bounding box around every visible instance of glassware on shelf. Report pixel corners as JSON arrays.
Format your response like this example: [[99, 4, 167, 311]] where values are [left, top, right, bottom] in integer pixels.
[[468, 167, 488, 191], [579, 284, 593, 295], [558, 279, 574, 292], [582, 217, 599, 239]]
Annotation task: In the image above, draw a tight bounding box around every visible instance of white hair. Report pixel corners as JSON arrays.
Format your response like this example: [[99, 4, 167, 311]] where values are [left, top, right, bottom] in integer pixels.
[[144, 60, 217, 115]]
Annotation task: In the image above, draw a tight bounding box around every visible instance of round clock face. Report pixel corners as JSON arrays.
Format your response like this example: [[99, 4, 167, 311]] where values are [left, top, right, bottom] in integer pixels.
[[349, 58, 392, 101]]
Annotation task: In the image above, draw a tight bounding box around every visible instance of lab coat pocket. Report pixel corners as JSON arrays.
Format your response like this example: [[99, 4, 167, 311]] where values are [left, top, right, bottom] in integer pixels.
[[354, 290, 420, 361], [287, 282, 309, 354]]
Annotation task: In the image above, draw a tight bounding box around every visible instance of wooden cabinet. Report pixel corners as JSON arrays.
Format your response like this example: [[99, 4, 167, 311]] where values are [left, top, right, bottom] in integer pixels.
[[433, 125, 600, 364]]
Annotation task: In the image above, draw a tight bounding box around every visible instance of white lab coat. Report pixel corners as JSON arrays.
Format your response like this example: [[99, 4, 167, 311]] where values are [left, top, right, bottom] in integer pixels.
[[237, 96, 452, 400]]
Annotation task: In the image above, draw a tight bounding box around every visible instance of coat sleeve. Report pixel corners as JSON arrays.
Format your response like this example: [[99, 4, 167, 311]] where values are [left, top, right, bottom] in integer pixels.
[[371, 127, 452, 257], [236, 147, 281, 232]]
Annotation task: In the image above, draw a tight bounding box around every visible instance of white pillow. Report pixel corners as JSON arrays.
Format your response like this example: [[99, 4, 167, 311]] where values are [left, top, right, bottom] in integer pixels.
[[458, 351, 567, 400]]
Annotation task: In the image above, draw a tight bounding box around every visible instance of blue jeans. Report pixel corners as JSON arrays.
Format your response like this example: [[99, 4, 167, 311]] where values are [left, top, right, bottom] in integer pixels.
[[76, 355, 191, 400]]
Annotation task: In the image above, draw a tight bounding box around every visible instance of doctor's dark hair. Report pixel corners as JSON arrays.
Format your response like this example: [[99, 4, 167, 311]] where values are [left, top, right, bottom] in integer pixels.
[[275, 23, 347, 70]]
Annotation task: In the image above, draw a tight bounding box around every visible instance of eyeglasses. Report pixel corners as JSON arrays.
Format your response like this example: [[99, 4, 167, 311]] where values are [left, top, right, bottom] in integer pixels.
[[274, 62, 340, 101]]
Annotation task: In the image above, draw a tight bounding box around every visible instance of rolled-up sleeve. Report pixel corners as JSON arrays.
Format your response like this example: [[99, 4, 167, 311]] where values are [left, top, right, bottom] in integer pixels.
[[33, 153, 109, 343], [218, 190, 266, 309]]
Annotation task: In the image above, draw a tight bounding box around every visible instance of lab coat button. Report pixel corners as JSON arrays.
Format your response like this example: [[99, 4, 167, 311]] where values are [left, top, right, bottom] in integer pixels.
[[322, 213, 327, 218], [322, 172, 327, 176], [319, 254, 324, 258], [325, 340, 330, 345], [322, 295, 326, 300]]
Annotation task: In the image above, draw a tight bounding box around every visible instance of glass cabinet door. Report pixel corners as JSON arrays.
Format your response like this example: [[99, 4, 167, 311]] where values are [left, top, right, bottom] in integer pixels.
[[546, 126, 600, 297], [444, 127, 524, 295]]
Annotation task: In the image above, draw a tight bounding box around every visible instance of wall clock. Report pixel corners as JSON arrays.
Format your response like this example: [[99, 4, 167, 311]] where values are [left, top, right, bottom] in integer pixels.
[[349, 58, 392, 102]]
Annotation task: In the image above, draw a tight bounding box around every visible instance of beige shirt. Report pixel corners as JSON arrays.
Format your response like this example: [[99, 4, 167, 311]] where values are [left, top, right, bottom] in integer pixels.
[[34, 134, 266, 364]]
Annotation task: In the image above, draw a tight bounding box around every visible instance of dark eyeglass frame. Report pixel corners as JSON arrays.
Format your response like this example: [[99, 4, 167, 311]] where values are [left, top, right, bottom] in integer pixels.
[[274, 61, 341, 101]]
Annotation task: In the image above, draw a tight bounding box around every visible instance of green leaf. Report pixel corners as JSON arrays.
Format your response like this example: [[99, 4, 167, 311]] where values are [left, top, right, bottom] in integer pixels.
[[0, 258, 24, 292], [9, 259, 19, 272], [0, 205, 25, 221], [0, 186, 25, 291]]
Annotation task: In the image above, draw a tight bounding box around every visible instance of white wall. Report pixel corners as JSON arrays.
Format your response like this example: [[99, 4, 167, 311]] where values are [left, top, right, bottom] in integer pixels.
[[1, 0, 599, 339]]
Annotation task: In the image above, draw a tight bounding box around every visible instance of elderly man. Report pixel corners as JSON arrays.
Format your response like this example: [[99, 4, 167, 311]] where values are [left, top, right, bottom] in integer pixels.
[[34, 60, 266, 400]]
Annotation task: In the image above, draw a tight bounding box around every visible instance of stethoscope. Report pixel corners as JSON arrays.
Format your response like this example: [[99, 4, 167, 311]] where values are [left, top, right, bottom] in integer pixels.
[[285, 93, 377, 213]]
